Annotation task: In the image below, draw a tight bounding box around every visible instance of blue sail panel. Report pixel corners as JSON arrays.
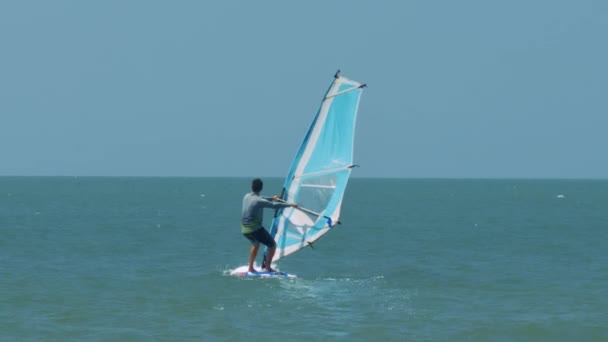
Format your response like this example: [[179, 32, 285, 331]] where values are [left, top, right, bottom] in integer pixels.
[[268, 74, 364, 261], [303, 86, 359, 174]]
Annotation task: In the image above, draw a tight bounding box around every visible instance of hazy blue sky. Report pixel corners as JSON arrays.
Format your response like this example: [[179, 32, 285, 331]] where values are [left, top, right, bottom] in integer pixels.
[[1, 1, 606, 178]]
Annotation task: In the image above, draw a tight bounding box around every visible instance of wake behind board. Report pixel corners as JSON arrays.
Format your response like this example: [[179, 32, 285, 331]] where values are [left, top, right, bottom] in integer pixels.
[[229, 265, 296, 278]]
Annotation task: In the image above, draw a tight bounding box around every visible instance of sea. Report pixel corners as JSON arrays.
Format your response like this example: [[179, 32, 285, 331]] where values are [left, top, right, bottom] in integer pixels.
[[1, 177, 606, 341]]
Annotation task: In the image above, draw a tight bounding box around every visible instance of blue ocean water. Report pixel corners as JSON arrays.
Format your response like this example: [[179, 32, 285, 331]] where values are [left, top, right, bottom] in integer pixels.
[[1, 177, 607, 341]]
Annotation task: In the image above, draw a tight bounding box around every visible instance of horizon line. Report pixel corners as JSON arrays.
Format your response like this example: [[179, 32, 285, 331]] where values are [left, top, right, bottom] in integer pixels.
[[0, 175, 606, 181]]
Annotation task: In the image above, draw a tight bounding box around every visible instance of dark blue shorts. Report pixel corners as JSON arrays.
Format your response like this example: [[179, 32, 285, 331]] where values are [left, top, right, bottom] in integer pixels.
[[243, 228, 276, 248]]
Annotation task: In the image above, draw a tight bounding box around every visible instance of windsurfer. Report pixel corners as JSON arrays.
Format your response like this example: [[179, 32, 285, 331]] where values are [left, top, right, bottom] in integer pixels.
[[241, 178, 297, 272]]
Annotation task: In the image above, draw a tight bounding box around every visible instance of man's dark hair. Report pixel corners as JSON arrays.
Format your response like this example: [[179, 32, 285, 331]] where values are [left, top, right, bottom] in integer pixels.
[[252, 178, 263, 193]]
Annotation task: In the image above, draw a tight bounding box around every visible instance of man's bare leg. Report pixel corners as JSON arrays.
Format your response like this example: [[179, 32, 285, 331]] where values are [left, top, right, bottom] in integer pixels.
[[248, 244, 259, 272], [263, 246, 276, 272]]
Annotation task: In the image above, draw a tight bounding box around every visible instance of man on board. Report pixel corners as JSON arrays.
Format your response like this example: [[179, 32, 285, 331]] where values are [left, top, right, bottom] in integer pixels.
[[241, 178, 297, 273]]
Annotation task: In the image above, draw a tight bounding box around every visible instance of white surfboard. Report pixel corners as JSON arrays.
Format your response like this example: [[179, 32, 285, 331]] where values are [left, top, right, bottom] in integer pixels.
[[229, 265, 296, 278]]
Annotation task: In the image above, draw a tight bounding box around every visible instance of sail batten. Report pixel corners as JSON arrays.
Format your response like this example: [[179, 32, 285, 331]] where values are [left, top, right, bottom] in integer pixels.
[[300, 184, 336, 189], [293, 165, 355, 179], [324, 85, 365, 99], [267, 73, 365, 262]]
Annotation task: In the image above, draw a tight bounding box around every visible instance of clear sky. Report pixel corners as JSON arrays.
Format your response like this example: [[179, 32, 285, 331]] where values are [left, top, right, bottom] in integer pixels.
[[1, 1, 606, 178]]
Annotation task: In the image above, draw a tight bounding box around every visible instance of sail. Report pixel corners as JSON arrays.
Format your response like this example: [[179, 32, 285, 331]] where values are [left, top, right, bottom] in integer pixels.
[[268, 72, 365, 262]]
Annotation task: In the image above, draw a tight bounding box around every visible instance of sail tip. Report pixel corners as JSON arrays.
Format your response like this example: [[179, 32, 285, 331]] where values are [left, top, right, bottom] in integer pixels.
[[334, 69, 341, 79]]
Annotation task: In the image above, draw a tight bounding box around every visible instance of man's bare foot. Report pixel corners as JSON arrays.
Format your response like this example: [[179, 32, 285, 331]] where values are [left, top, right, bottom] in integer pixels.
[[248, 268, 258, 273]]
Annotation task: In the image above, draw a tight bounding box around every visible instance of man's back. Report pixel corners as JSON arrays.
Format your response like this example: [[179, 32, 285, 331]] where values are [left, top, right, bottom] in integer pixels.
[[241, 192, 288, 233]]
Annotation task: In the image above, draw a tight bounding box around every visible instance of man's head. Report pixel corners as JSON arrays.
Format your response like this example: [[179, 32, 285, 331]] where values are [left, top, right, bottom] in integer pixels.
[[252, 178, 263, 193]]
